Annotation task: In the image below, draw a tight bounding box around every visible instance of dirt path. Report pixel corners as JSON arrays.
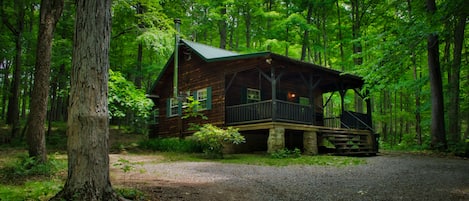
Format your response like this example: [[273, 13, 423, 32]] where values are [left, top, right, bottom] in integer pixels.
[[109, 153, 469, 201]]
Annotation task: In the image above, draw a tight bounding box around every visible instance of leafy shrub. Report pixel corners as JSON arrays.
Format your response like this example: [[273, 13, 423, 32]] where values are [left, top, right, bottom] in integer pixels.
[[138, 137, 203, 153], [115, 188, 146, 200], [448, 141, 469, 157], [270, 148, 302, 159], [108, 70, 154, 134], [0, 154, 66, 183], [192, 124, 245, 158]]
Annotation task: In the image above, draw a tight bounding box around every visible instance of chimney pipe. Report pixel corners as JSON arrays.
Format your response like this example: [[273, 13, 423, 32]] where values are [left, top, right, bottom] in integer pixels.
[[173, 18, 181, 99]]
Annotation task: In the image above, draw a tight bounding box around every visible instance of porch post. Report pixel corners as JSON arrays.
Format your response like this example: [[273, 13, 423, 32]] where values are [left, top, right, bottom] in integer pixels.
[[271, 66, 277, 121], [339, 89, 346, 113], [309, 74, 315, 125], [303, 130, 318, 155], [365, 90, 373, 128], [267, 127, 285, 153]]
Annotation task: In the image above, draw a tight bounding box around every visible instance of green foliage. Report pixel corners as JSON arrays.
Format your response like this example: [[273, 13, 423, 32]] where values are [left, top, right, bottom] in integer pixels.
[[113, 158, 145, 185], [115, 187, 146, 201], [108, 70, 154, 134], [0, 154, 66, 181], [138, 137, 203, 153], [220, 154, 366, 167], [192, 124, 246, 158], [0, 154, 66, 200], [153, 152, 366, 167], [0, 180, 63, 201], [270, 148, 302, 159], [447, 141, 469, 157], [182, 96, 208, 120]]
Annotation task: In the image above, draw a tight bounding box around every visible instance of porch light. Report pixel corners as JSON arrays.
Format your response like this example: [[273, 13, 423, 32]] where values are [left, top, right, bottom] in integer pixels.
[[288, 92, 296, 99]]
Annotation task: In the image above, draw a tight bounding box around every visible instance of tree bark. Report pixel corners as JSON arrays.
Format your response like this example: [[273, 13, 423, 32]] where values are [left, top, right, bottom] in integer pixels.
[[300, 2, 312, 61], [3, 0, 25, 139], [218, 6, 227, 49], [135, 3, 144, 89], [426, 0, 446, 150], [50, 0, 120, 200], [25, 0, 63, 163], [448, 13, 466, 144], [336, 0, 345, 71], [1, 60, 11, 120]]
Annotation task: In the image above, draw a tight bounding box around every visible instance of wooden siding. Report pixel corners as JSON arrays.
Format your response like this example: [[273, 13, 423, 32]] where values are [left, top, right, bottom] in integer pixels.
[[153, 51, 269, 137]]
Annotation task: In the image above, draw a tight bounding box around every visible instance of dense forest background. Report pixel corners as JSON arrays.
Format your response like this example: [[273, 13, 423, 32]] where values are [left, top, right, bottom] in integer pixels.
[[0, 0, 467, 152]]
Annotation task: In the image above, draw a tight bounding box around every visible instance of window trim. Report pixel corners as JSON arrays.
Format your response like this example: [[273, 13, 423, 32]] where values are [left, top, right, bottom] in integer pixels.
[[167, 97, 180, 117], [196, 88, 208, 111]]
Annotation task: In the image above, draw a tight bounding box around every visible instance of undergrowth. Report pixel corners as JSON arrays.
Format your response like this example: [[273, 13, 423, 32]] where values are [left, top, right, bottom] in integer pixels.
[[0, 153, 66, 201], [138, 137, 203, 153]]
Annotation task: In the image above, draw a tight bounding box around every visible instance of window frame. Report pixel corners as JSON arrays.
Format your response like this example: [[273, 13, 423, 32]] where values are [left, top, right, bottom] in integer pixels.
[[168, 97, 179, 117], [246, 88, 261, 103], [196, 88, 208, 111]]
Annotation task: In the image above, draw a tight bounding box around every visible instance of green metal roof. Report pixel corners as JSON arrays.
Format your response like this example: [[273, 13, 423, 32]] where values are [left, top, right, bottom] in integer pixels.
[[181, 39, 270, 62], [181, 39, 240, 60]]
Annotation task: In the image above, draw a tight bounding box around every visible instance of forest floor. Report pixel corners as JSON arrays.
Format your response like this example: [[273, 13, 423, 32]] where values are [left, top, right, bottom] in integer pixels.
[[109, 151, 469, 201]]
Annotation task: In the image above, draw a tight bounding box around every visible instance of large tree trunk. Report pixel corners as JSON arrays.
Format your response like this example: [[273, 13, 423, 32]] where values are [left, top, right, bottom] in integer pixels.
[[218, 6, 227, 49], [1, 60, 11, 120], [336, 0, 345, 71], [4, 0, 25, 138], [243, 6, 251, 49], [426, 0, 446, 150], [135, 3, 144, 89], [50, 0, 120, 200], [448, 13, 466, 144], [25, 0, 63, 163], [351, 0, 364, 113], [300, 2, 312, 61]]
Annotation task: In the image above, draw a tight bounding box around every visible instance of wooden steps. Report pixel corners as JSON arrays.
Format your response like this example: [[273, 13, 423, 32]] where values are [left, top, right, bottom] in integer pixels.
[[318, 128, 376, 155]]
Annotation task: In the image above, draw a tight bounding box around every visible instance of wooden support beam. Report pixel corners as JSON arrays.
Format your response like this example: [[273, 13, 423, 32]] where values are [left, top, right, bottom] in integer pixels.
[[225, 72, 238, 92]]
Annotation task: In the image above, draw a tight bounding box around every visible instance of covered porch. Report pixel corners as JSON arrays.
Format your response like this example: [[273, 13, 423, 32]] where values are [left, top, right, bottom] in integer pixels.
[[223, 56, 377, 155]]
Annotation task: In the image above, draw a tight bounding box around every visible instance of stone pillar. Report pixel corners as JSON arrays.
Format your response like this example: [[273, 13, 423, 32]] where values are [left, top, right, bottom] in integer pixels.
[[267, 127, 285, 153], [303, 130, 318, 155]]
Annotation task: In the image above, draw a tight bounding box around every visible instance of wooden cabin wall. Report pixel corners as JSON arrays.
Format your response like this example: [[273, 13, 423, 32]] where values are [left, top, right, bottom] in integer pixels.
[[155, 52, 271, 137], [225, 68, 272, 106]]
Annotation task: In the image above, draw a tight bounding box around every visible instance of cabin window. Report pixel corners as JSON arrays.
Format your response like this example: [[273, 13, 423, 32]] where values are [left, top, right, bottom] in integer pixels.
[[167, 98, 180, 117], [150, 109, 159, 124], [193, 87, 212, 110], [197, 88, 208, 110], [247, 88, 261, 103], [166, 98, 182, 117], [299, 97, 310, 106]]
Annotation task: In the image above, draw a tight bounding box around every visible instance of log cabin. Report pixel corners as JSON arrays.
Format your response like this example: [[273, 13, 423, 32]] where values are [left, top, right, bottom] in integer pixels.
[[148, 39, 378, 155]]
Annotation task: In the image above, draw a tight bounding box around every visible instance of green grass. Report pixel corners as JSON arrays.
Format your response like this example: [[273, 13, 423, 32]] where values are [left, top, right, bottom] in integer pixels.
[[154, 152, 366, 166], [0, 153, 67, 201], [0, 180, 63, 201], [220, 154, 366, 166]]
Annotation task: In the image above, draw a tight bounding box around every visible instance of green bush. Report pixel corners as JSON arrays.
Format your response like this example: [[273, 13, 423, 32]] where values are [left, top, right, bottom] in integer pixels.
[[192, 124, 245, 158], [138, 137, 203, 153], [115, 188, 146, 200], [0, 154, 66, 181], [270, 148, 302, 159]]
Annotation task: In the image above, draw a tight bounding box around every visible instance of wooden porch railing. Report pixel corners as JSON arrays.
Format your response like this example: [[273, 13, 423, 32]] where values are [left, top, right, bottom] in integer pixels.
[[226, 100, 273, 124], [275, 100, 313, 123], [226, 101, 372, 131], [226, 100, 313, 125]]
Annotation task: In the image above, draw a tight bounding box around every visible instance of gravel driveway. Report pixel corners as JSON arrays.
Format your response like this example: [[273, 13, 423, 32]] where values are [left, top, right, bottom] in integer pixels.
[[110, 153, 469, 201]]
